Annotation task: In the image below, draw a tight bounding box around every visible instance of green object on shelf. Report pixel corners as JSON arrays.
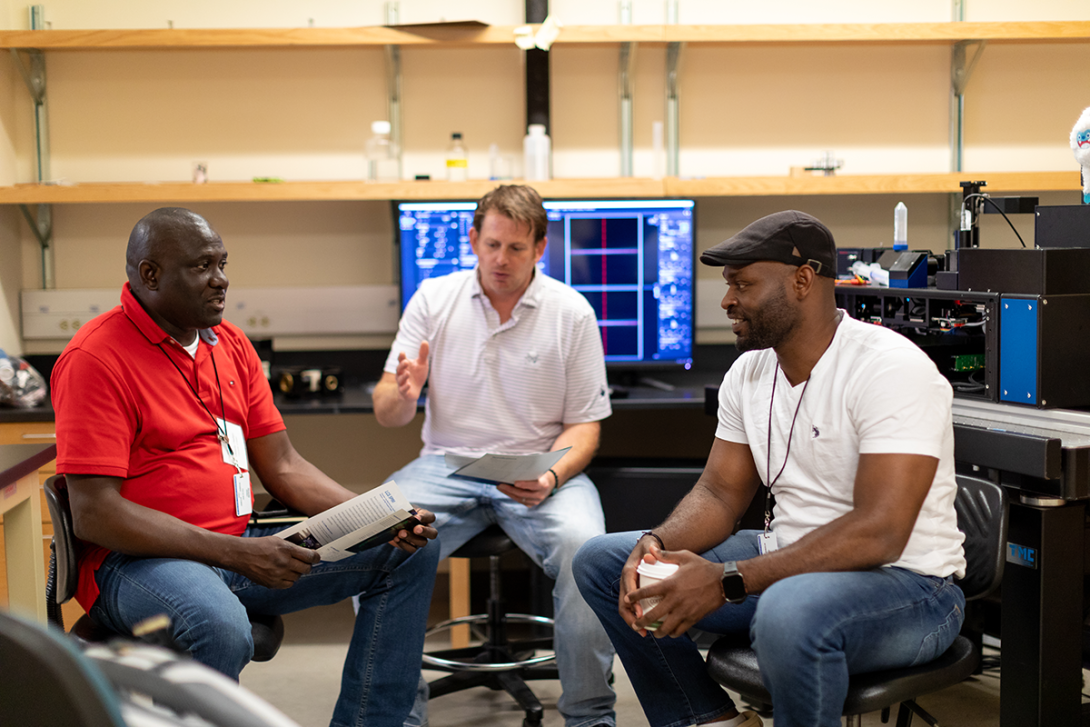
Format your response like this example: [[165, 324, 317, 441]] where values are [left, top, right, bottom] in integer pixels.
[[252, 177, 284, 183], [954, 353, 985, 372]]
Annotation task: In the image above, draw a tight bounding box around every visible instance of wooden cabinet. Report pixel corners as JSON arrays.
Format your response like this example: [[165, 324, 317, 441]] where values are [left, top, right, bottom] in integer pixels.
[[0, 422, 85, 625]]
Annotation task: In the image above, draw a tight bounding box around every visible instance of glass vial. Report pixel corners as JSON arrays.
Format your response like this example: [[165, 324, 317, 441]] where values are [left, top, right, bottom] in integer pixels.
[[446, 132, 468, 182]]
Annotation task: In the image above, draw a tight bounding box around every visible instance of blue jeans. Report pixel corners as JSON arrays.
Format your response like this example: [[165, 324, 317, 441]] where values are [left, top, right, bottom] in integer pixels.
[[90, 523, 440, 727], [573, 530, 966, 727], [391, 455, 616, 727]]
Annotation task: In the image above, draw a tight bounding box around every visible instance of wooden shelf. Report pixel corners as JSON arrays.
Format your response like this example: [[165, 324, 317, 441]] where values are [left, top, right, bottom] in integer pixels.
[[2, 21, 1088, 51], [658, 20, 1090, 45], [665, 171, 1080, 197], [0, 172, 1076, 205], [0, 178, 666, 204]]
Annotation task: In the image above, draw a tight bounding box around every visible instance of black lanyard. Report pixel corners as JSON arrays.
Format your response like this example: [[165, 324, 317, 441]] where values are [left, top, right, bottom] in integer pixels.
[[157, 338, 233, 456], [763, 364, 809, 533]]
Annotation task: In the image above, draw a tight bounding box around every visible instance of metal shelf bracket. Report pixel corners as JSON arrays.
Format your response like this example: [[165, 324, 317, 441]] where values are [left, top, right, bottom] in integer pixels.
[[618, 1, 636, 177], [383, 2, 403, 181], [12, 6, 54, 288], [19, 203, 53, 289]]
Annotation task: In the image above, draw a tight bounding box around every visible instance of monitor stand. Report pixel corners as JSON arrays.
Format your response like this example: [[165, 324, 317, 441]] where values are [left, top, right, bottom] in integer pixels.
[[610, 372, 677, 392]]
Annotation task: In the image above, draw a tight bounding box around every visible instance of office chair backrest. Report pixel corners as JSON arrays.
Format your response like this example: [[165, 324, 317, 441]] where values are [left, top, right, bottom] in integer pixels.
[[952, 474, 1007, 601], [0, 610, 125, 727], [44, 473, 80, 607]]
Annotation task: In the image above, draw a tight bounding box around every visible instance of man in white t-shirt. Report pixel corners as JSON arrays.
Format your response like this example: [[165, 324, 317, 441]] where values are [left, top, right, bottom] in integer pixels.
[[372, 185, 616, 727], [573, 211, 967, 727]]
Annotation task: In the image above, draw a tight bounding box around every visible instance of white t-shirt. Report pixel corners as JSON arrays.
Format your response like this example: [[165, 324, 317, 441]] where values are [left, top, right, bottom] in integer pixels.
[[716, 312, 966, 578], [385, 268, 612, 457]]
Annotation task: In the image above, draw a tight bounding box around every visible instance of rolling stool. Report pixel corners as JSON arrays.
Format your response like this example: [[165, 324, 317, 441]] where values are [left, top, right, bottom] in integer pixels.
[[423, 524, 559, 727], [44, 474, 285, 661]]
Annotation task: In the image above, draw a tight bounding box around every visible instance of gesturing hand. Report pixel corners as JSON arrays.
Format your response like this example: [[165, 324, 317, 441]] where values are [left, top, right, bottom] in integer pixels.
[[395, 341, 430, 402]]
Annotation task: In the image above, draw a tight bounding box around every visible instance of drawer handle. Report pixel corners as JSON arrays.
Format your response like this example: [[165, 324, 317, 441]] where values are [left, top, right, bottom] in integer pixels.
[[21, 433, 56, 439]]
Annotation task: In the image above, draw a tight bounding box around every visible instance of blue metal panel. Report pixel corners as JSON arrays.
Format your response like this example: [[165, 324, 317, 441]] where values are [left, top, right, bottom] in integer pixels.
[[1000, 297, 1038, 405]]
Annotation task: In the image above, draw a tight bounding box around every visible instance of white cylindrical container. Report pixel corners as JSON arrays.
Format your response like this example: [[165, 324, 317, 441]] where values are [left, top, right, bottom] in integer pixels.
[[523, 124, 551, 181], [365, 120, 399, 182], [893, 201, 908, 250], [636, 560, 679, 631]]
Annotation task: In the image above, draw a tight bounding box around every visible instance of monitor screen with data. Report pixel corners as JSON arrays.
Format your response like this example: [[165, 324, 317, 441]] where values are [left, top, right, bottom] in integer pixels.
[[396, 198, 695, 369]]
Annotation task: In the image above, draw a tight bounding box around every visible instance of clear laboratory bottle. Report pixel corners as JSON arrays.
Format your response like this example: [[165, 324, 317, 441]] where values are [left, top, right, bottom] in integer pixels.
[[446, 132, 468, 182], [365, 120, 399, 182], [523, 124, 552, 181], [893, 202, 908, 250]]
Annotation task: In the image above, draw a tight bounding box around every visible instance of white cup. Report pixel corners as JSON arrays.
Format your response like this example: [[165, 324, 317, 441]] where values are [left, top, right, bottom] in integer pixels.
[[636, 560, 680, 631]]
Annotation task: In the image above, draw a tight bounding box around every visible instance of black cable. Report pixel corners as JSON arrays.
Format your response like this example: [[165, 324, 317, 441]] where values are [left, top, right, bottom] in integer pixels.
[[962, 193, 1028, 248]]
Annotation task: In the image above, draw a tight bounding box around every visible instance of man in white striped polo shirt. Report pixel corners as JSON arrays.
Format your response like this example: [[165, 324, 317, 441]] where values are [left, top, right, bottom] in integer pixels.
[[373, 185, 616, 727]]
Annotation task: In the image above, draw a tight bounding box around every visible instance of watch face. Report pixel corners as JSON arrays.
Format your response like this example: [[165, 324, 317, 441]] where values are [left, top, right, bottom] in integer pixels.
[[722, 575, 746, 602], [722, 564, 747, 602]]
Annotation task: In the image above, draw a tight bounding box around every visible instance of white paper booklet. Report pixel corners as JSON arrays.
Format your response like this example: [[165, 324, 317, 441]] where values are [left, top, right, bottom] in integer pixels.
[[445, 447, 572, 484], [275, 481, 417, 561]]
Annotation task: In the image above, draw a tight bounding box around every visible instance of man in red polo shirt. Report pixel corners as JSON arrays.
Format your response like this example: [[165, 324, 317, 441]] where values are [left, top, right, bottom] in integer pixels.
[[51, 207, 440, 727]]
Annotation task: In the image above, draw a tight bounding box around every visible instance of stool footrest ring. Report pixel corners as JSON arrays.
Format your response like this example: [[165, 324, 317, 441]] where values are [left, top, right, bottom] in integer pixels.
[[423, 614, 556, 672]]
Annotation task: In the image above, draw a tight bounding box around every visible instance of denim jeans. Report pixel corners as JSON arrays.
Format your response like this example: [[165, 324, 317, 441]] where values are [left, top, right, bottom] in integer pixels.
[[573, 530, 966, 727], [91, 523, 440, 727], [390, 455, 616, 727]]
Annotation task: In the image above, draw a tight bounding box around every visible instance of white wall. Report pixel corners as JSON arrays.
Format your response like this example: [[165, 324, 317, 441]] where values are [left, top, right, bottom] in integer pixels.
[[3, 0, 1088, 355]]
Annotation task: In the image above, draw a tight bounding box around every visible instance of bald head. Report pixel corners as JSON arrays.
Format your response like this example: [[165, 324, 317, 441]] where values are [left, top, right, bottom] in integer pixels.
[[126, 208, 218, 287], [125, 207, 230, 345]]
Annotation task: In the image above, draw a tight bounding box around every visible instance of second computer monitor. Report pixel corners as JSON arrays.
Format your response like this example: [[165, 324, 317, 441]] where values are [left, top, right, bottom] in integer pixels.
[[396, 198, 695, 369]]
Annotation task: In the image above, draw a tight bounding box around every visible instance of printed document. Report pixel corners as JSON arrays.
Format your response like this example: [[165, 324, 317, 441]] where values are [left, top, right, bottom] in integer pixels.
[[446, 447, 572, 484], [276, 481, 417, 561]]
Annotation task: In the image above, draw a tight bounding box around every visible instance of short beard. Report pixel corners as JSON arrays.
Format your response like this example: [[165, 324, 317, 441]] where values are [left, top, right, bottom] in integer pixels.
[[734, 285, 798, 353]]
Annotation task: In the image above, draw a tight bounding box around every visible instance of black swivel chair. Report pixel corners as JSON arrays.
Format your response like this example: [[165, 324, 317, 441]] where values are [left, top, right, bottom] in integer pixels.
[[422, 524, 560, 727], [0, 609, 305, 727], [44, 474, 285, 661], [705, 474, 1008, 727]]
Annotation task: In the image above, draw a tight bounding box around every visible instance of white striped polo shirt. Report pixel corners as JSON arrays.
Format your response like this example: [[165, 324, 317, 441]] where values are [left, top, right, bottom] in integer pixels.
[[385, 268, 612, 457]]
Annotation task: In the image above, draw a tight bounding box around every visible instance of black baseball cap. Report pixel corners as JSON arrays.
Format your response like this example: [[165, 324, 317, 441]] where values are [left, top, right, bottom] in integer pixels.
[[699, 210, 837, 278]]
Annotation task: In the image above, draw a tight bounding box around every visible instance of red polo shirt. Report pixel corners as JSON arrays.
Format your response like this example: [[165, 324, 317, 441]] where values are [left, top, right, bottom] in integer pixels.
[[51, 283, 285, 611]]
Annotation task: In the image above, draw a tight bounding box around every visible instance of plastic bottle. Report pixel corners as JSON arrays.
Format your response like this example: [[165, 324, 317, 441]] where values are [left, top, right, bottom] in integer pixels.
[[523, 124, 551, 181], [850, 261, 890, 287], [446, 132, 468, 182], [365, 120, 399, 182], [893, 202, 908, 250], [0, 350, 13, 386]]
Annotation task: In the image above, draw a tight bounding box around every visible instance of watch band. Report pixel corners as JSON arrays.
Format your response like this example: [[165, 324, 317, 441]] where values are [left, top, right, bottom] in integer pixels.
[[641, 531, 665, 550]]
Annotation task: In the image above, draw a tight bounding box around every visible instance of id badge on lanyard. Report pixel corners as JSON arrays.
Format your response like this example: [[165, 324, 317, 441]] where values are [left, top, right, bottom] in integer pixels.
[[217, 418, 252, 517]]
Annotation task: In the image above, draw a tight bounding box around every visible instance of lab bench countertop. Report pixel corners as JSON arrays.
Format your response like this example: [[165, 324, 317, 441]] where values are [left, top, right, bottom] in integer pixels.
[[0, 369, 728, 423]]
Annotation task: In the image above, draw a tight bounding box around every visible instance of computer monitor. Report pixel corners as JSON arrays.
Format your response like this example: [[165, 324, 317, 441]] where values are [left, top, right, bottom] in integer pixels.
[[396, 198, 696, 371]]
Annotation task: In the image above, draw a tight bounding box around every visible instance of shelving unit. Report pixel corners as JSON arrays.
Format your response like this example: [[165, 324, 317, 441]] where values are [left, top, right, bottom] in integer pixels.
[[1, 21, 1086, 207], [2, 18, 1085, 303], [0, 171, 1077, 204]]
